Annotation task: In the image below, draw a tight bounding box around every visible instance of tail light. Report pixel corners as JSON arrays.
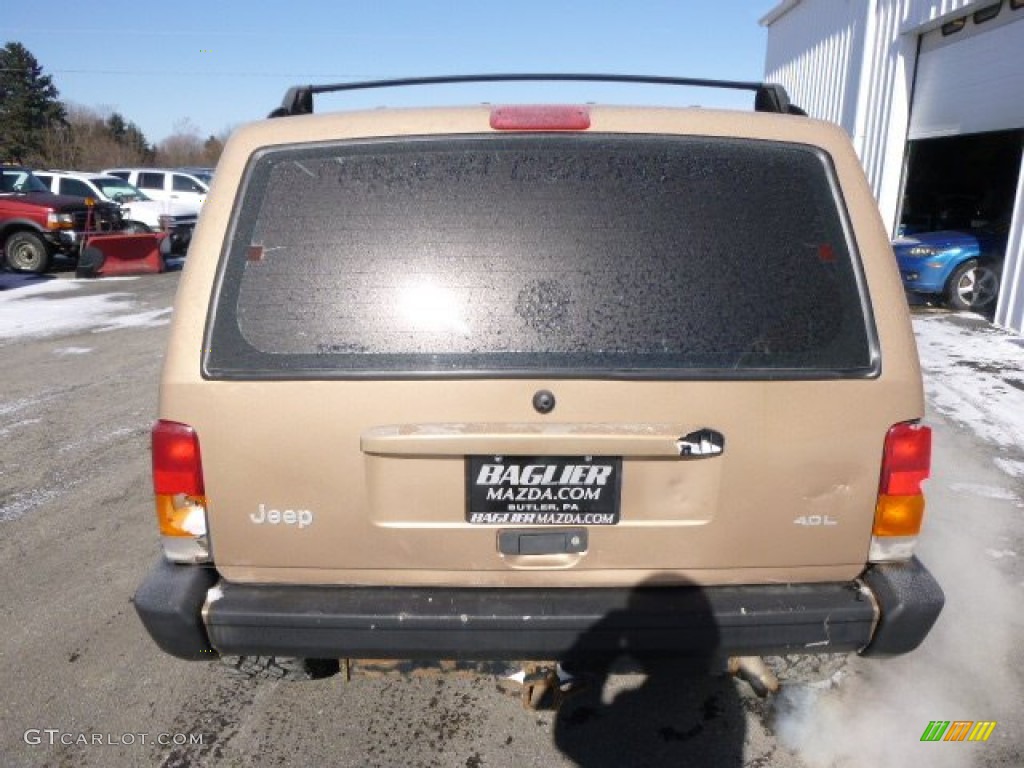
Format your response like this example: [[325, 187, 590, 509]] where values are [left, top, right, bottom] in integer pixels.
[[870, 422, 931, 562], [152, 420, 210, 563]]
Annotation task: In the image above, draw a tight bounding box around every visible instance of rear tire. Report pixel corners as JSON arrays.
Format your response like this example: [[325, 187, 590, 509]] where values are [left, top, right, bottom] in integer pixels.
[[945, 259, 1000, 312], [220, 655, 339, 681], [4, 231, 52, 274], [122, 220, 152, 233]]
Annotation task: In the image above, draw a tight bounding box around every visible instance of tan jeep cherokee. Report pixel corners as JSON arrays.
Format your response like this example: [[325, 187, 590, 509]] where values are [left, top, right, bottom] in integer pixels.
[[135, 75, 943, 685]]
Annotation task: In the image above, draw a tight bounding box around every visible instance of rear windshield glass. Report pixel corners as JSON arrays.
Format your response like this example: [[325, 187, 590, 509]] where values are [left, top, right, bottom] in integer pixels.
[[207, 135, 876, 379]]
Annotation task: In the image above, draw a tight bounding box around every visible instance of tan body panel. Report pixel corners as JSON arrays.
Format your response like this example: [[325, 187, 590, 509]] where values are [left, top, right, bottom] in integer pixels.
[[166, 375, 919, 586], [163, 105, 923, 588]]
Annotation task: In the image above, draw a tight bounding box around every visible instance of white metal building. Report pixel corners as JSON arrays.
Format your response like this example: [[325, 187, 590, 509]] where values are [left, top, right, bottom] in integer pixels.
[[762, 0, 1024, 333]]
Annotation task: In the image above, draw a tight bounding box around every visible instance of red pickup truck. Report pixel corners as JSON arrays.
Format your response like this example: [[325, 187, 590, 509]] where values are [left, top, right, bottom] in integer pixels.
[[1, 165, 122, 273]]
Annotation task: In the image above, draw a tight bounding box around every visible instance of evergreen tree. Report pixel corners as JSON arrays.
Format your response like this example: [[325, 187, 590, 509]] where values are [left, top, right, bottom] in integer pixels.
[[121, 120, 154, 163], [104, 111, 154, 162], [0, 42, 66, 164], [105, 112, 128, 141]]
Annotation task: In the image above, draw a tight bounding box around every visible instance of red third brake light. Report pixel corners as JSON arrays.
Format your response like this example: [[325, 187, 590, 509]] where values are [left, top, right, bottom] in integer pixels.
[[152, 420, 205, 496], [490, 105, 591, 131]]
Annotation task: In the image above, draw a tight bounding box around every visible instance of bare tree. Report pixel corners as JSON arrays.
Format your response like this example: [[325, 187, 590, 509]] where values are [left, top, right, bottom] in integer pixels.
[[38, 121, 77, 168], [152, 119, 230, 168], [155, 119, 202, 167], [42, 109, 229, 171], [35, 103, 154, 170]]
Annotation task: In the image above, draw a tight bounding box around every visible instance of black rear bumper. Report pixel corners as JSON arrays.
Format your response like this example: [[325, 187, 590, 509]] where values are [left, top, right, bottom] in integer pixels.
[[134, 558, 942, 662]]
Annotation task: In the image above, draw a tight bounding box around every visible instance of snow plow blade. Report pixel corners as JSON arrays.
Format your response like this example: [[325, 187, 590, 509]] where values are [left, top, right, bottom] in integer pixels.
[[76, 233, 166, 277]]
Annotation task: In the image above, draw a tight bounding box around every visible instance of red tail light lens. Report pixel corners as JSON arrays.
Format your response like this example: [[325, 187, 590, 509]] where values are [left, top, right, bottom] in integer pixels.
[[873, 422, 931, 543], [879, 423, 931, 496], [152, 420, 205, 496], [490, 105, 591, 131]]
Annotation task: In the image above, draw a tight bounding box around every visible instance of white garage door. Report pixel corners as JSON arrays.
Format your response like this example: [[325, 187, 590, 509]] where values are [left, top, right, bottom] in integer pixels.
[[909, 8, 1024, 139]]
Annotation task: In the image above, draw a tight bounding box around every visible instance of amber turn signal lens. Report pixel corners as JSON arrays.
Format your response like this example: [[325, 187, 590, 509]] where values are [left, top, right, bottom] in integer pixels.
[[155, 493, 208, 538], [873, 493, 925, 537]]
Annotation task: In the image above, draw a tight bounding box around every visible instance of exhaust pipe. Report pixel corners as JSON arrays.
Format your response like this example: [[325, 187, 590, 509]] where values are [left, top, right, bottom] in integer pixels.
[[507, 663, 582, 710]]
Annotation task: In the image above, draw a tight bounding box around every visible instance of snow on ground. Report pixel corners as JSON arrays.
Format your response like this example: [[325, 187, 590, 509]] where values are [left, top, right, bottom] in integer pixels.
[[0, 486, 67, 524], [0, 417, 41, 438], [0, 275, 170, 343], [949, 481, 1022, 506], [913, 312, 1024, 452]]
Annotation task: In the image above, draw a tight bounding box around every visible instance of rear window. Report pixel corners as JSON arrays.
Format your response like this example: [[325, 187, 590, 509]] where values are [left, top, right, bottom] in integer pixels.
[[173, 174, 206, 193], [206, 135, 877, 379]]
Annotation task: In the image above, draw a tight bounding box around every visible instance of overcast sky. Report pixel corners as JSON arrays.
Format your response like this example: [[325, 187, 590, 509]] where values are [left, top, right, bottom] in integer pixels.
[[4, 1, 779, 144]]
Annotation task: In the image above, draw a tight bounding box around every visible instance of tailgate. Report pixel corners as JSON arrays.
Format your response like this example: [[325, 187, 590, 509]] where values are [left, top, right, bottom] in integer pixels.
[[187, 377, 910, 586]]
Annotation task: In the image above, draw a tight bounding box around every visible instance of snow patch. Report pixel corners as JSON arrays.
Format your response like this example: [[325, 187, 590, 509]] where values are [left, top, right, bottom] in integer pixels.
[[994, 457, 1024, 478], [93, 307, 172, 331], [0, 393, 56, 418], [948, 482, 1022, 504], [0, 487, 64, 523], [913, 315, 1024, 450], [0, 278, 81, 298], [985, 549, 1018, 559], [57, 425, 141, 455], [0, 277, 167, 342], [0, 417, 42, 437], [53, 346, 93, 356]]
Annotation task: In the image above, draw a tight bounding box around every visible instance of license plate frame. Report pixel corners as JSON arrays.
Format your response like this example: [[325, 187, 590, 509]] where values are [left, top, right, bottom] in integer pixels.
[[466, 455, 622, 525]]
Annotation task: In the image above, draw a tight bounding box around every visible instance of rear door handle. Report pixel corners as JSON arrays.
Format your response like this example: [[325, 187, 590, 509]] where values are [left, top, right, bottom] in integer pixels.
[[676, 428, 725, 458], [362, 423, 716, 458]]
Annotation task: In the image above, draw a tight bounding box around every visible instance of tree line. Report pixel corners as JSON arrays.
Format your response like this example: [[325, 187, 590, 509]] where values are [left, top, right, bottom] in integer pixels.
[[0, 41, 226, 170]]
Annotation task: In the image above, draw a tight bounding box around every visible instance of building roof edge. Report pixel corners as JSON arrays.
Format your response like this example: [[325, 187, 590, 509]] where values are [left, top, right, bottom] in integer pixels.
[[760, 0, 804, 27]]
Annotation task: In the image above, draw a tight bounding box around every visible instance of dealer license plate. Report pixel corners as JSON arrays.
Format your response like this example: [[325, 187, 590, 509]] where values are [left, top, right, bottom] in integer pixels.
[[466, 456, 621, 525]]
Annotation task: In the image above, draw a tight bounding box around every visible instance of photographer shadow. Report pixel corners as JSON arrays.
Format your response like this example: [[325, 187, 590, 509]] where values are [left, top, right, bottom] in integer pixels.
[[553, 576, 746, 768]]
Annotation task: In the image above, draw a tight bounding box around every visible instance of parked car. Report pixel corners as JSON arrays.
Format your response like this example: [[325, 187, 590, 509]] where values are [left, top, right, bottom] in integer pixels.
[[176, 166, 215, 186], [34, 171, 198, 255], [1, 165, 122, 273], [134, 75, 943, 690], [102, 168, 209, 209], [893, 225, 1006, 311]]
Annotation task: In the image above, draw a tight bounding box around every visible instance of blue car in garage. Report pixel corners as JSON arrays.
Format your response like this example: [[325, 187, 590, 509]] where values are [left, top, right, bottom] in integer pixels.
[[893, 226, 1006, 312]]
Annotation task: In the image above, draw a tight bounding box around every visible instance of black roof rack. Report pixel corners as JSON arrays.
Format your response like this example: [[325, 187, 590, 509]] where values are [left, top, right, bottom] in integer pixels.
[[269, 74, 805, 118]]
